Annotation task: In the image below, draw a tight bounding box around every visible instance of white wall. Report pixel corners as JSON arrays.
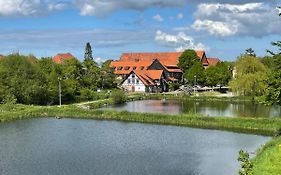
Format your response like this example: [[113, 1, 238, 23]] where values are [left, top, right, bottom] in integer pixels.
[[121, 73, 146, 92]]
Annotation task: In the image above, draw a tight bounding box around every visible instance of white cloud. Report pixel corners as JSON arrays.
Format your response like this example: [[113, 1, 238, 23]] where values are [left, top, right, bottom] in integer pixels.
[[192, 2, 281, 37], [0, 0, 68, 17], [74, 0, 186, 17], [155, 30, 207, 51], [177, 13, 183, 19], [153, 14, 164, 22]]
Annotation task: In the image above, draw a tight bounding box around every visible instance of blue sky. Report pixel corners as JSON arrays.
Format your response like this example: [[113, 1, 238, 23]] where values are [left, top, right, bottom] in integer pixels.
[[0, 0, 280, 63]]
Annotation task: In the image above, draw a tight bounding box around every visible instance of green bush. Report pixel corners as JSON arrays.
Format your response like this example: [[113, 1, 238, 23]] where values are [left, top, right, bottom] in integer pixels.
[[111, 90, 127, 104]]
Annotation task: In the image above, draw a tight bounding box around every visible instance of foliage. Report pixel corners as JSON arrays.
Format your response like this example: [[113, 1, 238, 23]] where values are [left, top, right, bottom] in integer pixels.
[[111, 90, 127, 104], [205, 62, 232, 86], [177, 49, 199, 72], [84, 42, 93, 61], [169, 82, 180, 91], [185, 61, 205, 85], [229, 55, 268, 96], [238, 150, 254, 175], [265, 54, 281, 105], [0, 54, 116, 105]]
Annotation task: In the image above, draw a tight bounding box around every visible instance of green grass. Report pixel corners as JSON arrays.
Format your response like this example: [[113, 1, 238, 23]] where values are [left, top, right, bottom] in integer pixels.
[[253, 136, 281, 175]]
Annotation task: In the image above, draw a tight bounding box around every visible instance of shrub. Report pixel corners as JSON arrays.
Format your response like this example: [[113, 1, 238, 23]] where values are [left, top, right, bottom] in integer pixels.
[[111, 90, 127, 104]]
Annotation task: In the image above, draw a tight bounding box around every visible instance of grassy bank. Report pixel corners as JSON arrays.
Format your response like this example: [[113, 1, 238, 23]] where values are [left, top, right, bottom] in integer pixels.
[[1, 103, 281, 136], [253, 136, 281, 175]]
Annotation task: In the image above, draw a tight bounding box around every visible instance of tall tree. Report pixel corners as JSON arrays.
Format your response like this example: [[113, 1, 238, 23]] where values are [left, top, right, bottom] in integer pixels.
[[264, 6, 281, 105], [185, 61, 205, 85], [177, 49, 199, 72], [84, 42, 93, 61], [229, 55, 268, 96]]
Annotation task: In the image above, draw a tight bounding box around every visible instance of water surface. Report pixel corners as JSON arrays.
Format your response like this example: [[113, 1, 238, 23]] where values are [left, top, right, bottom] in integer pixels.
[[0, 118, 270, 175], [103, 99, 281, 117]]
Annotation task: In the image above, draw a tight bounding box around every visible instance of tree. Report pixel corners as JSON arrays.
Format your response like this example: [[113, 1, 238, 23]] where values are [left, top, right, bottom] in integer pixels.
[[177, 49, 199, 72], [265, 54, 281, 105], [84, 42, 93, 61], [245, 48, 256, 57], [185, 61, 205, 85], [205, 62, 232, 86], [229, 55, 268, 96], [264, 5, 281, 105]]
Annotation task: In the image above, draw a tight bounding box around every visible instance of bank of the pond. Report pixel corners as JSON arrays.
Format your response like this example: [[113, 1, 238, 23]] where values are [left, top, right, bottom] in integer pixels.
[[253, 136, 281, 175]]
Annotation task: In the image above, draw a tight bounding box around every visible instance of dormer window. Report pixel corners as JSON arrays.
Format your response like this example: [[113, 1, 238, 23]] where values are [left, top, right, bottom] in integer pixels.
[[133, 66, 137, 70], [140, 66, 144, 70], [124, 66, 130, 70], [117, 66, 123, 70]]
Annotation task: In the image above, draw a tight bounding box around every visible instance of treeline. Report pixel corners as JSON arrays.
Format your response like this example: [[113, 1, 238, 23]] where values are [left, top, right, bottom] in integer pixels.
[[0, 54, 116, 105], [177, 49, 233, 87]]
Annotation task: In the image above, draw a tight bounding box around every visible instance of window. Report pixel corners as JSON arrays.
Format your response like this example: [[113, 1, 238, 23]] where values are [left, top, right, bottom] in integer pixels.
[[140, 66, 144, 70], [136, 79, 139, 84], [132, 74, 135, 78], [124, 66, 130, 70], [132, 79, 135, 84], [127, 79, 131, 84], [133, 66, 137, 70], [117, 66, 123, 70]]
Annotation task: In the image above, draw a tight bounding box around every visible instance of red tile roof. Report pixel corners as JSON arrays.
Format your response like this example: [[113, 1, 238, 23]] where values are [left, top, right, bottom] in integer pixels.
[[110, 61, 152, 75], [207, 58, 220, 66], [127, 70, 163, 86], [120, 51, 205, 67], [52, 53, 75, 64]]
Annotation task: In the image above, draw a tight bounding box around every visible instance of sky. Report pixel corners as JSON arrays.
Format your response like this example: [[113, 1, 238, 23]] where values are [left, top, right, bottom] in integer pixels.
[[0, 0, 280, 63]]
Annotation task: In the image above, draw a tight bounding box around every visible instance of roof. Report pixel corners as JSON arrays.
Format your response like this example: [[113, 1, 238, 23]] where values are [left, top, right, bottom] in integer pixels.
[[110, 60, 152, 75], [52, 53, 75, 64], [207, 58, 220, 66], [120, 51, 205, 67], [123, 70, 163, 86]]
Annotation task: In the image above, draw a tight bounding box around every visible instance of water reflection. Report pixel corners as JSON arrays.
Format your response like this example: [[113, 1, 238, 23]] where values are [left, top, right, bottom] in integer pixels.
[[0, 119, 270, 175], [104, 100, 281, 118]]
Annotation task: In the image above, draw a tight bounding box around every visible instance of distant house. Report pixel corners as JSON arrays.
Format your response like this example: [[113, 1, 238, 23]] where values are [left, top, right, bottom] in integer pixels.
[[121, 70, 167, 93], [110, 51, 221, 92], [52, 53, 75, 64], [207, 58, 221, 66], [0, 55, 4, 60]]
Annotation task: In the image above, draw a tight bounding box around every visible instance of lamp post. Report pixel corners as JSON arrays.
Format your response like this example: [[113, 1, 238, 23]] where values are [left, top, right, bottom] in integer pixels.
[[58, 77, 62, 107], [194, 75, 197, 95]]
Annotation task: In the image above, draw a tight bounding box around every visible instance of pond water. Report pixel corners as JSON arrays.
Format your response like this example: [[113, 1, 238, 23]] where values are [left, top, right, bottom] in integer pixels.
[[103, 100, 281, 117], [0, 119, 270, 175]]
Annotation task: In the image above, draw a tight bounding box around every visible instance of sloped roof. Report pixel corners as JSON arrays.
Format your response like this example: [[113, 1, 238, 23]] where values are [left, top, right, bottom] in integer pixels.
[[110, 60, 152, 75], [52, 53, 74, 64], [123, 70, 163, 86], [120, 51, 205, 66], [207, 58, 220, 66]]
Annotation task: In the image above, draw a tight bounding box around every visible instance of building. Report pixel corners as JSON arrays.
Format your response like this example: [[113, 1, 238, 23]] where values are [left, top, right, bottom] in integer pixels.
[[120, 70, 167, 93], [110, 51, 220, 92], [52, 53, 75, 64]]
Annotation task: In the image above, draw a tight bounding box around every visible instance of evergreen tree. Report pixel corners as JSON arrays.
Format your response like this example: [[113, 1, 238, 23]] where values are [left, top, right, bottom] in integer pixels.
[[245, 48, 256, 57], [84, 42, 93, 61]]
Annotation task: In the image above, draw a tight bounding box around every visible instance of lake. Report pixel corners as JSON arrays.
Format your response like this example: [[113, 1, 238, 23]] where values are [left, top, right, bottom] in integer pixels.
[[0, 119, 270, 175], [102, 99, 281, 117]]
